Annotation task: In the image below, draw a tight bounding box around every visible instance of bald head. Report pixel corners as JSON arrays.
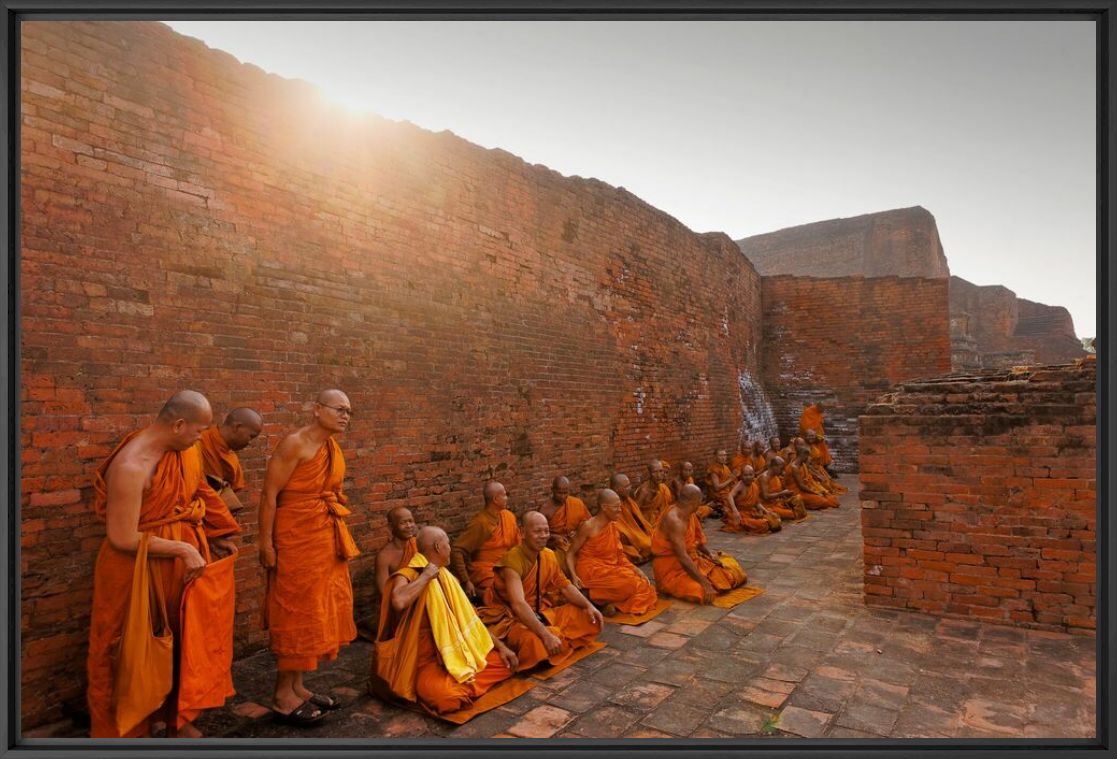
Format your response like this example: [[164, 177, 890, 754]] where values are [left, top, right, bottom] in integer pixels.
[[220, 406, 263, 450], [597, 488, 620, 507], [768, 456, 785, 471], [416, 525, 448, 556], [317, 388, 348, 405], [158, 390, 211, 424], [609, 473, 629, 489], [522, 510, 547, 530], [678, 483, 704, 505], [224, 407, 262, 427]]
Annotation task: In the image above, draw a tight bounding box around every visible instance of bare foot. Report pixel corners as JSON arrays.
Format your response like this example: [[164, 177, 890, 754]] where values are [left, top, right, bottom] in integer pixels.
[[273, 690, 306, 715], [175, 722, 203, 738], [293, 682, 312, 701]]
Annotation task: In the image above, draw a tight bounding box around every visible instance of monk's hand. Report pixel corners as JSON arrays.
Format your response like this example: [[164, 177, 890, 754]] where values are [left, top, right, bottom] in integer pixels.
[[571, 574, 585, 591], [464, 580, 477, 599], [209, 537, 238, 559], [497, 642, 518, 671], [541, 629, 564, 657], [700, 580, 717, 606], [180, 543, 207, 584], [585, 604, 604, 628], [259, 541, 276, 570]]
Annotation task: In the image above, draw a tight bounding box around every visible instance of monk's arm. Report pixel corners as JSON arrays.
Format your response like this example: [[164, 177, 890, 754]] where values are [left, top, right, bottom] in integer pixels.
[[389, 564, 441, 612], [666, 519, 711, 586], [564, 522, 593, 588], [724, 483, 744, 522], [790, 464, 810, 491], [104, 459, 206, 579], [258, 436, 302, 569], [633, 482, 654, 510], [374, 550, 392, 596]]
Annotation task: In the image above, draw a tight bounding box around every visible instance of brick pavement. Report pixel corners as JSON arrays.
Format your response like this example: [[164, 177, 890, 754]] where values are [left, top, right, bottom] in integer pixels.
[[28, 477, 1096, 740]]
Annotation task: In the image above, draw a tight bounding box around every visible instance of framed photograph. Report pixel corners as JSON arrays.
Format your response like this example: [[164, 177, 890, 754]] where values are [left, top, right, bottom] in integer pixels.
[[4, 1, 1110, 757]]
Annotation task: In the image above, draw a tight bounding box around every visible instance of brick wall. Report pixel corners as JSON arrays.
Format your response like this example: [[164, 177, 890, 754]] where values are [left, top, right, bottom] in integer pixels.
[[19, 21, 765, 728], [859, 361, 1097, 634], [760, 275, 953, 471]]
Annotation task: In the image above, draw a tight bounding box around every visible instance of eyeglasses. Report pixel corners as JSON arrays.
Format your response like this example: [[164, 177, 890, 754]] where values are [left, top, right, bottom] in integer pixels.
[[318, 403, 353, 417]]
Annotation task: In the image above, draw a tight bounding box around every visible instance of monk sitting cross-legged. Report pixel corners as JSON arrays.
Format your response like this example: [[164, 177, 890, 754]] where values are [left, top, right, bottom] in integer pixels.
[[804, 429, 848, 495], [609, 473, 653, 564], [652, 484, 748, 604], [673, 460, 716, 520], [800, 403, 839, 478], [259, 389, 360, 726], [633, 459, 673, 525], [375, 506, 418, 596], [757, 456, 808, 523], [723, 465, 781, 534], [370, 526, 518, 715], [477, 511, 604, 671], [566, 489, 658, 617], [538, 475, 592, 577], [786, 441, 840, 510], [705, 449, 738, 517], [450, 481, 521, 601]]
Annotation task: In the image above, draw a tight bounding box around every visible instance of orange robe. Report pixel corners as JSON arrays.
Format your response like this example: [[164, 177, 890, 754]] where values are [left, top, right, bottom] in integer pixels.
[[786, 461, 840, 510], [373, 567, 512, 714], [615, 495, 653, 564], [454, 509, 521, 592], [266, 437, 359, 672], [545, 495, 591, 575], [722, 481, 779, 534], [651, 510, 747, 603], [87, 432, 240, 738], [799, 404, 834, 467], [573, 522, 657, 614], [706, 463, 736, 503], [731, 451, 749, 472], [478, 546, 599, 671], [635, 481, 673, 524], [196, 426, 246, 492], [760, 474, 807, 522], [810, 444, 848, 495]]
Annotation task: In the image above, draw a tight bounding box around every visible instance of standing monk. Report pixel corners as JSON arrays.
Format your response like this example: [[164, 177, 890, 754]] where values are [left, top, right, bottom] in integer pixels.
[[652, 484, 747, 604], [259, 389, 360, 725], [723, 465, 781, 534], [375, 506, 418, 595], [87, 390, 239, 738], [450, 481, 522, 600], [477, 512, 603, 671], [538, 476, 591, 576], [196, 407, 263, 508], [634, 459, 673, 524], [608, 473, 653, 564], [758, 456, 807, 522], [566, 489, 658, 617], [799, 403, 836, 475]]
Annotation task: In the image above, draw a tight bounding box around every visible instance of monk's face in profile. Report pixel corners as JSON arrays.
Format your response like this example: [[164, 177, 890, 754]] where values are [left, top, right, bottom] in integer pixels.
[[315, 392, 352, 434], [681, 462, 694, 479], [389, 508, 417, 541], [523, 514, 550, 553], [551, 479, 569, 503], [612, 475, 631, 498], [226, 420, 262, 451], [599, 494, 621, 522], [429, 535, 452, 567], [487, 483, 508, 511], [740, 466, 755, 487], [170, 408, 213, 451]]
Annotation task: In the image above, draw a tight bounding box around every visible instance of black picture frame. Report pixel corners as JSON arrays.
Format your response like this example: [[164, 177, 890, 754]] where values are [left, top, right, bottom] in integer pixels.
[[2, 1, 1112, 757]]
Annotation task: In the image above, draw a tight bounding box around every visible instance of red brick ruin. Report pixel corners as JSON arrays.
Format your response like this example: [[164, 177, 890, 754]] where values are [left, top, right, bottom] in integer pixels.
[[18, 21, 1094, 729]]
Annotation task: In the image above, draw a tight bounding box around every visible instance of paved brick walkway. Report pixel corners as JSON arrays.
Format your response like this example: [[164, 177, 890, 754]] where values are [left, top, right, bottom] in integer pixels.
[[31, 477, 1096, 740]]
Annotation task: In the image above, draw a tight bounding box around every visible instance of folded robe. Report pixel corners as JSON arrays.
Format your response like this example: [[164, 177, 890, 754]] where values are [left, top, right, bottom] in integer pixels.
[[614, 495, 653, 563]]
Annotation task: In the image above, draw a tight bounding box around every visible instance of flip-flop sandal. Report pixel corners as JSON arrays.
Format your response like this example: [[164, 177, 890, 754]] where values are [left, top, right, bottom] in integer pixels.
[[272, 699, 325, 726], [309, 693, 342, 710]]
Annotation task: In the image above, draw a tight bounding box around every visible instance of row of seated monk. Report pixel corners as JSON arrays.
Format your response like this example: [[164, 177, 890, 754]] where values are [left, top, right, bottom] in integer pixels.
[[85, 389, 846, 735]]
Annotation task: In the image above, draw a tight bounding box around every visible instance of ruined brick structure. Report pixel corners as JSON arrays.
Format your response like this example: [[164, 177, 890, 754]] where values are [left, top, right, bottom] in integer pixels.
[[761, 276, 953, 471], [18, 22, 956, 729], [860, 361, 1097, 635]]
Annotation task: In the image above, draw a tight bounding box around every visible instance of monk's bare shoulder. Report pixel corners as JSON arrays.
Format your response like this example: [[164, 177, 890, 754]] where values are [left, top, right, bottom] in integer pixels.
[[272, 426, 318, 463], [376, 543, 402, 569]]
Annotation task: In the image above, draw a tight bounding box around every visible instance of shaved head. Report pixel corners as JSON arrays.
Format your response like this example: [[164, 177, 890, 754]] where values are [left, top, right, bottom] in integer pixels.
[[317, 388, 348, 405], [224, 407, 263, 429], [522, 510, 548, 530], [552, 476, 570, 489], [483, 480, 506, 503], [597, 488, 620, 507], [678, 483, 704, 505], [609, 473, 629, 489], [387, 505, 412, 527], [157, 390, 211, 423], [416, 525, 448, 555]]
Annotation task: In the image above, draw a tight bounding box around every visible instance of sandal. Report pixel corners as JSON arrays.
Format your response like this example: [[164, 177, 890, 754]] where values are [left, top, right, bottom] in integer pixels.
[[309, 693, 342, 710], [272, 699, 326, 726]]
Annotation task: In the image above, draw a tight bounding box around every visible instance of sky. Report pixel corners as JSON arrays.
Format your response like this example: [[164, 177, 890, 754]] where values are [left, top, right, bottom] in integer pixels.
[[165, 20, 1097, 338]]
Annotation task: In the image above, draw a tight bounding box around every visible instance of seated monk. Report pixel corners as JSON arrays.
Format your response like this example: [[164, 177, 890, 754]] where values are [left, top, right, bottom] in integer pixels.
[[196, 407, 263, 510], [652, 484, 748, 604], [705, 449, 738, 515], [750, 440, 767, 473], [538, 476, 591, 576], [799, 403, 837, 476], [371, 526, 518, 715], [804, 429, 848, 495], [450, 481, 521, 600], [785, 441, 839, 510], [723, 465, 781, 534], [731, 441, 750, 474], [757, 456, 807, 522], [375, 506, 418, 595], [566, 489, 658, 616], [633, 459, 673, 524], [609, 473, 653, 564], [477, 511, 603, 671], [673, 460, 716, 520]]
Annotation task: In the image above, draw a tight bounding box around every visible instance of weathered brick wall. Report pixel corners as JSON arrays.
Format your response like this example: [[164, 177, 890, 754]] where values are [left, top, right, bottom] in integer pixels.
[[859, 361, 1097, 634], [760, 275, 953, 471], [19, 21, 765, 728]]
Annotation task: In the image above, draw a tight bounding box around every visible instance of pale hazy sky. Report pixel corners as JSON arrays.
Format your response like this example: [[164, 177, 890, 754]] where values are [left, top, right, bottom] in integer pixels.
[[165, 20, 1097, 337]]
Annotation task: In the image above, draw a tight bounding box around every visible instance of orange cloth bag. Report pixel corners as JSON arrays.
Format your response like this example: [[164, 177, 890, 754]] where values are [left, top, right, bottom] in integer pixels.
[[177, 553, 237, 727], [111, 533, 173, 735]]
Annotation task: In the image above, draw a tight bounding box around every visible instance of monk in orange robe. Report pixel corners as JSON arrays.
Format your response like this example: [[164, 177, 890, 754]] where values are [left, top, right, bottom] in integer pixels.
[[478, 511, 603, 671], [652, 484, 748, 604], [758, 456, 807, 522], [87, 390, 240, 738], [196, 407, 263, 502], [539, 475, 592, 575], [371, 527, 518, 715], [731, 441, 750, 473], [786, 441, 840, 509], [670, 460, 715, 519], [566, 489, 658, 616], [722, 465, 781, 534], [375, 506, 418, 595], [634, 459, 673, 524], [259, 389, 360, 725], [609, 473, 653, 564], [451, 481, 522, 600], [750, 440, 767, 473], [706, 449, 738, 512], [804, 429, 848, 495], [799, 403, 835, 468]]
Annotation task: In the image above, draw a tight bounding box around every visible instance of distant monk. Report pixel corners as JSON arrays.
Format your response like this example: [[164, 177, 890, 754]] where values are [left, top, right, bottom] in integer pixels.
[[609, 473, 653, 564], [259, 389, 359, 725], [731, 441, 750, 474], [652, 484, 748, 604], [757, 456, 807, 523], [196, 407, 263, 507], [478, 511, 603, 671], [451, 481, 521, 600], [634, 459, 673, 524], [538, 476, 591, 576], [799, 403, 836, 474], [786, 442, 840, 510], [723, 465, 781, 534], [750, 440, 767, 473], [375, 506, 418, 595], [566, 489, 658, 616], [87, 390, 240, 738], [706, 449, 738, 512], [371, 527, 518, 715], [672, 460, 715, 519], [804, 429, 848, 495]]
